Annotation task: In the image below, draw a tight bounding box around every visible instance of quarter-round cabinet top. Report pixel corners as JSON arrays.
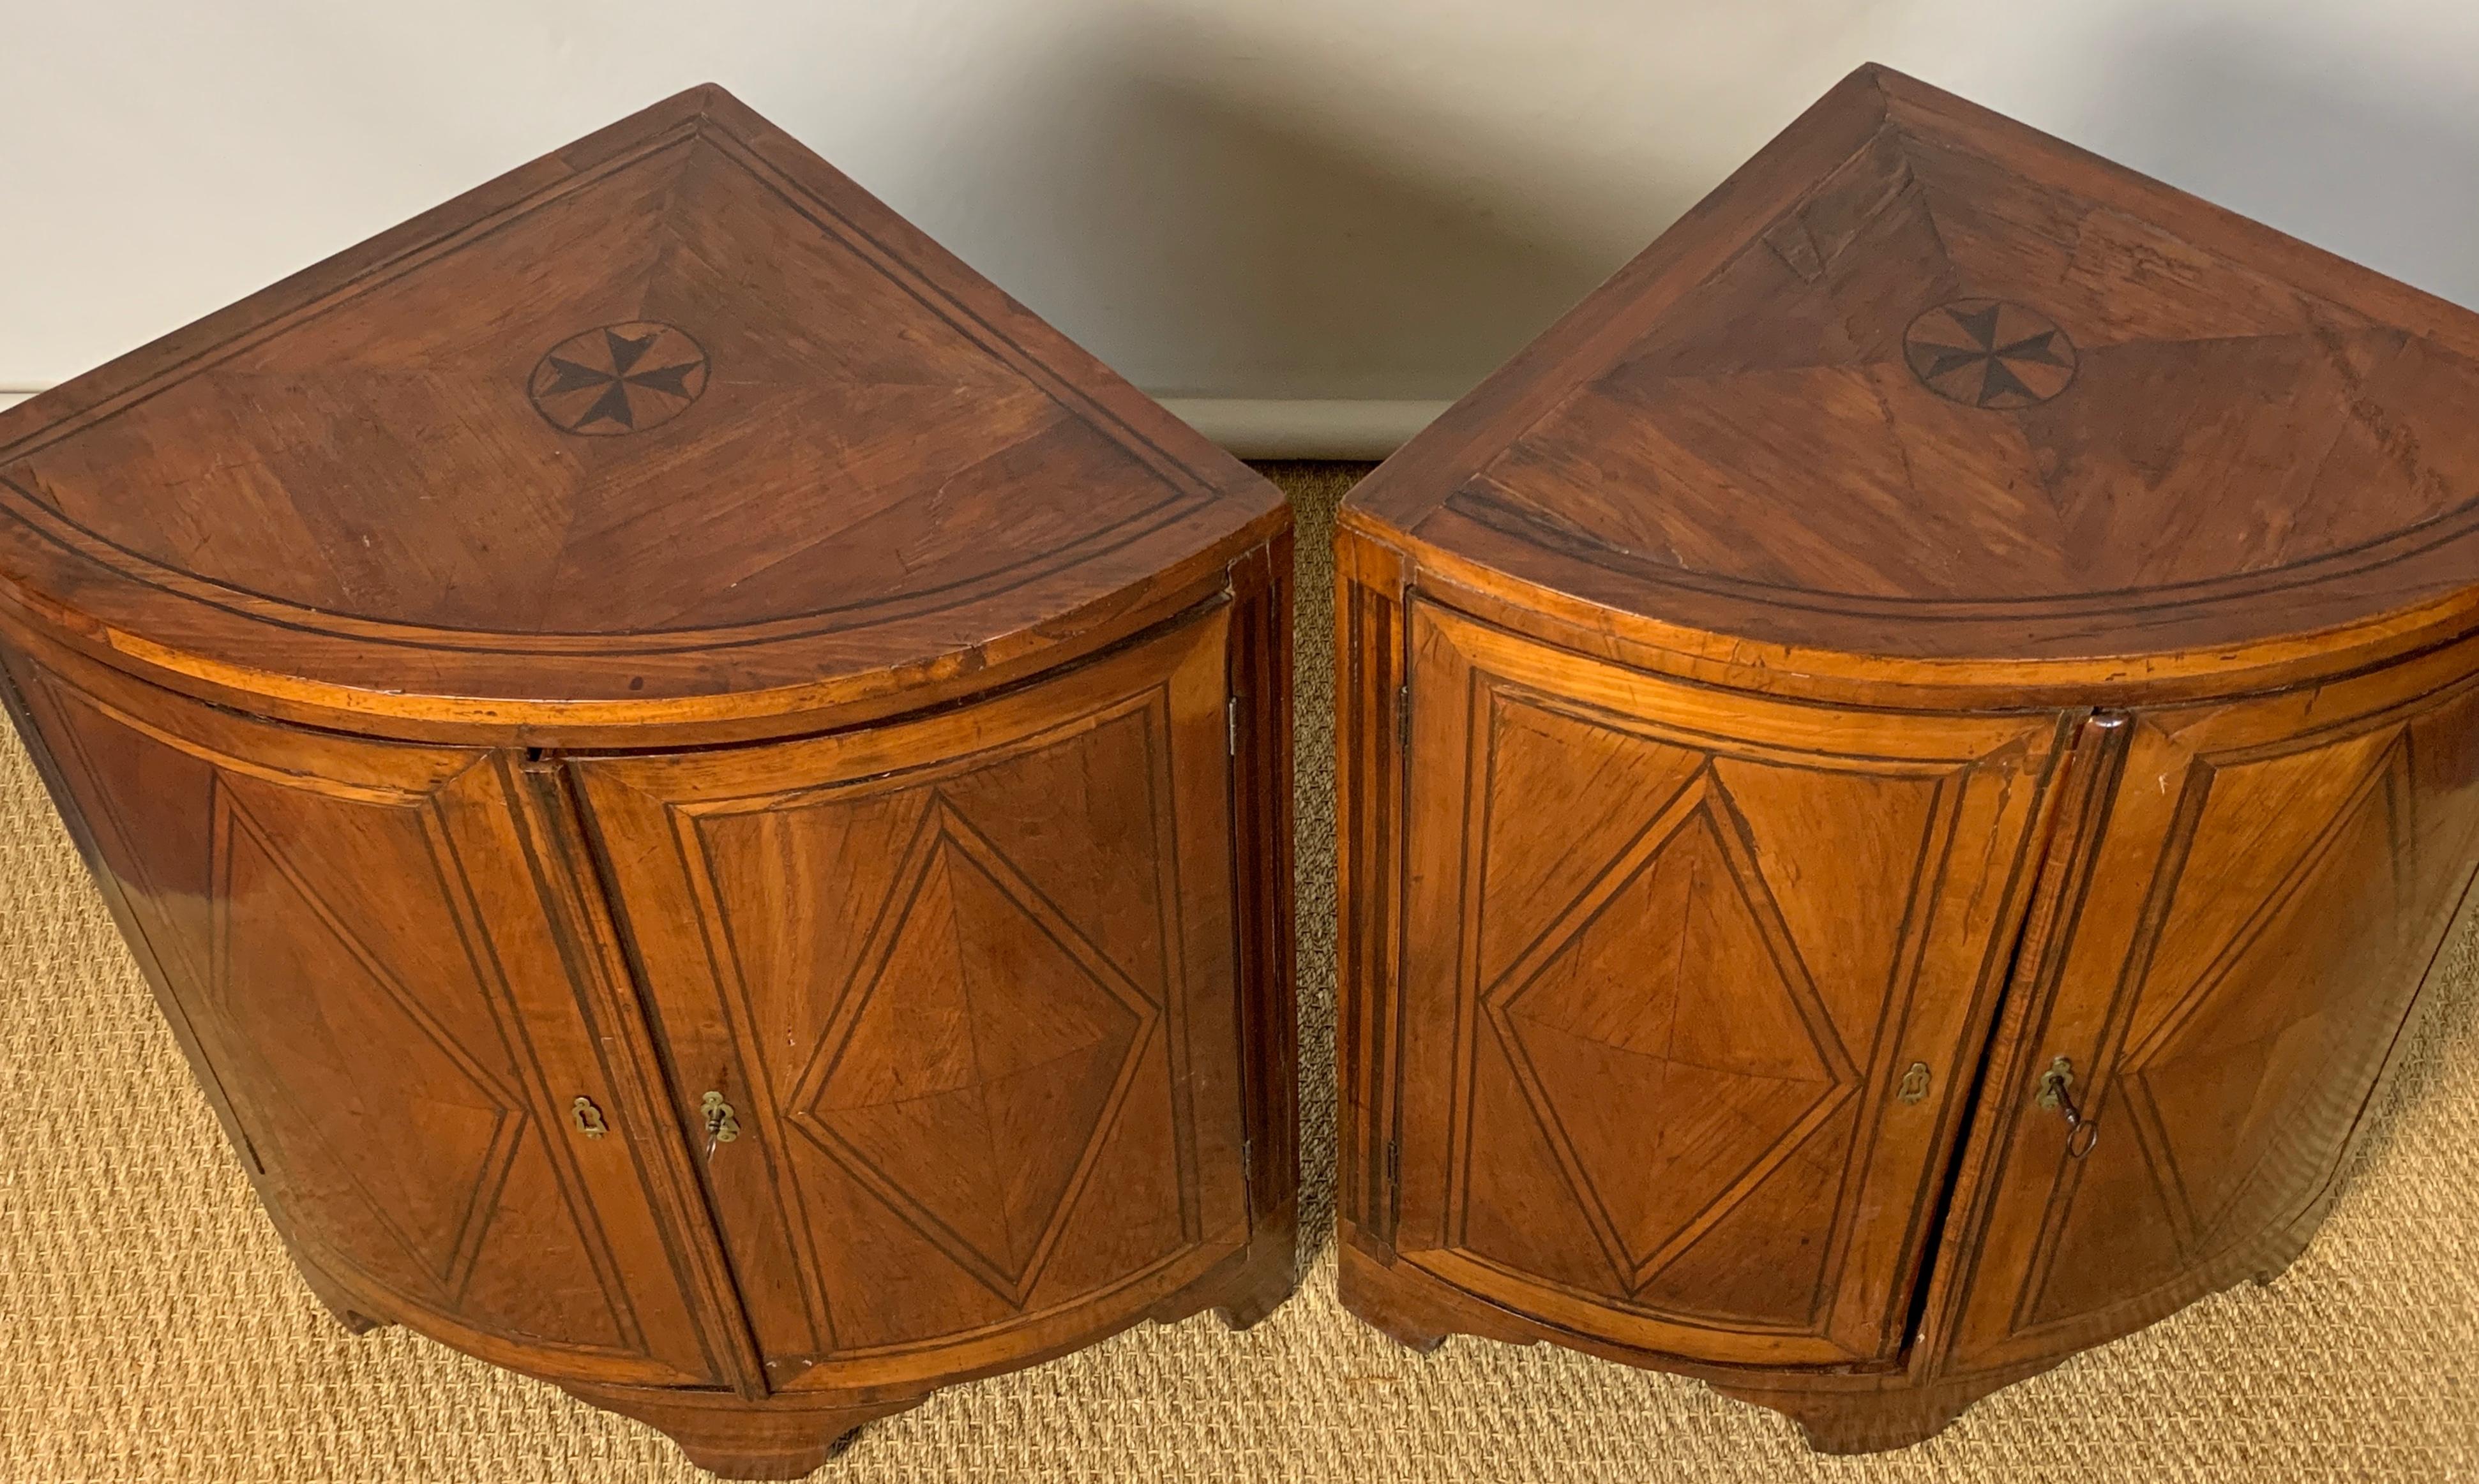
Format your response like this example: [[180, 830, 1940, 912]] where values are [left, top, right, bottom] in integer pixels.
[[0, 87, 1283, 745], [1345, 65, 2479, 708]]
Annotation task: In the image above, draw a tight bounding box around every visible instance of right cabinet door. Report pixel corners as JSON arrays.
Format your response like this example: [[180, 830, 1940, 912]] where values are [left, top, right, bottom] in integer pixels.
[[572, 606, 1252, 1395], [1936, 654, 2479, 1375], [1390, 604, 2070, 1366]]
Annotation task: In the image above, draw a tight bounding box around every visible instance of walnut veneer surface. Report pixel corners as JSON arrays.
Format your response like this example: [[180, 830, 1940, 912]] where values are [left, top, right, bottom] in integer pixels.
[[1337, 64, 2479, 1450], [0, 87, 1296, 1478]]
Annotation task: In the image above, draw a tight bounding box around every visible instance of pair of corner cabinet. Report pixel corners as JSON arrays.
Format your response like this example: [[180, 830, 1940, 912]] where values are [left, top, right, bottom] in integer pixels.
[[10, 59, 2479, 1480]]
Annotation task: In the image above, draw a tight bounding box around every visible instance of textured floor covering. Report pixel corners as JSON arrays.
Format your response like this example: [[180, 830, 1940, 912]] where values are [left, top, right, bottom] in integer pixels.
[[2, 461, 2475, 1482]]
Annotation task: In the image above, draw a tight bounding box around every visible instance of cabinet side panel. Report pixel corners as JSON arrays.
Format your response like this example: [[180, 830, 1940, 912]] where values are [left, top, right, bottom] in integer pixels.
[[1228, 537, 1300, 1268], [1335, 531, 1411, 1257]]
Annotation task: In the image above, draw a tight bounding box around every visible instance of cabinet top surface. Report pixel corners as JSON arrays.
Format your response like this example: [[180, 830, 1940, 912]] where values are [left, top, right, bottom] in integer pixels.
[[0, 86, 1281, 738], [1346, 65, 2479, 693]]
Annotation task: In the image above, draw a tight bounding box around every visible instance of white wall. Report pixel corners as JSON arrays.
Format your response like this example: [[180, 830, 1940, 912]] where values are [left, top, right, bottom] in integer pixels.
[[4, 1, 2478, 419]]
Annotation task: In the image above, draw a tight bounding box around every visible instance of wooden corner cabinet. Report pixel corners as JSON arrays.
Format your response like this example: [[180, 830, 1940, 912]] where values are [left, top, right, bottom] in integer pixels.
[[1334, 64, 2479, 1451], [0, 88, 1296, 1478]]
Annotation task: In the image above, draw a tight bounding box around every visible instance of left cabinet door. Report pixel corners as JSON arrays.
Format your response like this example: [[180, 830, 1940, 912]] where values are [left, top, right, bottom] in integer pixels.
[[2, 649, 728, 1388]]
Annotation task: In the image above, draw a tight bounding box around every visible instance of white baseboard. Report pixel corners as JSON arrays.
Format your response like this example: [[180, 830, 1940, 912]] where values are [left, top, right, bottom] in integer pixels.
[[0, 386, 1437, 458], [1152, 398, 1445, 460]]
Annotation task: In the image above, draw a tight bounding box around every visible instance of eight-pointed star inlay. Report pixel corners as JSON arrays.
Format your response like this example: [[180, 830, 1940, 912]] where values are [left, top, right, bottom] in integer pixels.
[[1903, 298, 2078, 409], [527, 321, 711, 435]]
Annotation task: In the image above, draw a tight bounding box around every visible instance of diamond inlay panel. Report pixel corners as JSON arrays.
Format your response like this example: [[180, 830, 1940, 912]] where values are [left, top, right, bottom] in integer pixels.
[[211, 791, 524, 1296], [2117, 740, 2410, 1257], [1484, 769, 1860, 1292], [790, 798, 1156, 1305], [1962, 693, 2476, 1366]]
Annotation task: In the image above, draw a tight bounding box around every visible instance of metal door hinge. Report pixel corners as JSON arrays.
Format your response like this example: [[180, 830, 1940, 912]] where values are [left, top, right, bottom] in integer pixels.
[[1385, 1137, 1401, 1185], [1396, 684, 1410, 746], [1226, 694, 1241, 756]]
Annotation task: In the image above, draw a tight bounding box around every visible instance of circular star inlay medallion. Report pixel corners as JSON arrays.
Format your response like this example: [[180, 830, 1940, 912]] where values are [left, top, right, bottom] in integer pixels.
[[528, 321, 710, 435], [1903, 299, 2077, 410]]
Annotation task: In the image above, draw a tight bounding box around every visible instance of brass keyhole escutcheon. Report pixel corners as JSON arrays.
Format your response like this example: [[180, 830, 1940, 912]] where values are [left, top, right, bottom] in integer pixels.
[[1897, 1062, 1932, 1104], [701, 1091, 741, 1147], [571, 1096, 608, 1139], [2035, 1056, 2072, 1110], [2036, 1056, 2099, 1158]]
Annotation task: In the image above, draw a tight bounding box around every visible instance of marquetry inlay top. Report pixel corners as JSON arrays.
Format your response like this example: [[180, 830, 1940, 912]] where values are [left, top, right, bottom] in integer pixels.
[[0, 86, 1282, 738], [1344, 65, 2479, 688]]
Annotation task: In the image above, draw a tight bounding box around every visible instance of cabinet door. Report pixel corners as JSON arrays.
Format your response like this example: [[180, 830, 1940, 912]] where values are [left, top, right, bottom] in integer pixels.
[[575, 606, 1250, 1393], [1932, 658, 2479, 1375], [1390, 604, 2068, 1365], [1, 651, 724, 1386]]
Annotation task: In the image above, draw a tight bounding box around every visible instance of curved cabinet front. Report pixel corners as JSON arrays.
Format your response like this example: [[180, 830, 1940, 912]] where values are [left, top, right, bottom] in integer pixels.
[[1337, 588, 2479, 1451], [573, 606, 1258, 1395], [4, 589, 1293, 1476], [0, 647, 727, 1389]]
